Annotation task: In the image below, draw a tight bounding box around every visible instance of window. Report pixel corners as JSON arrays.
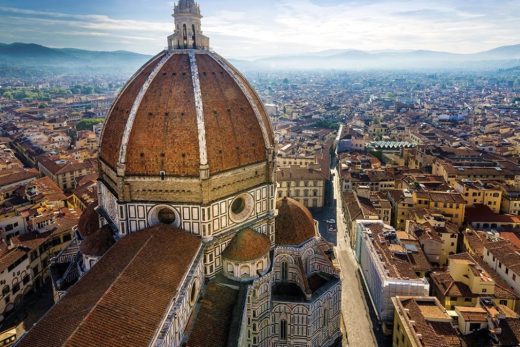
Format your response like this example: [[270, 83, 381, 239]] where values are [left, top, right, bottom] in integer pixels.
[[500, 300, 508, 305], [469, 323, 480, 332], [280, 319, 287, 340], [22, 275, 30, 285], [231, 198, 245, 214], [12, 283, 20, 294], [158, 208, 176, 225], [2, 285, 9, 296], [190, 281, 198, 306], [281, 262, 288, 281]]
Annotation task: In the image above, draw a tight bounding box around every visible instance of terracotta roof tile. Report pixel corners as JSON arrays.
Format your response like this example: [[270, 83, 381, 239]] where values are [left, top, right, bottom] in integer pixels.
[[17, 224, 202, 347], [77, 202, 99, 238], [79, 225, 115, 257], [275, 197, 316, 246], [222, 228, 271, 261], [100, 51, 271, 178]]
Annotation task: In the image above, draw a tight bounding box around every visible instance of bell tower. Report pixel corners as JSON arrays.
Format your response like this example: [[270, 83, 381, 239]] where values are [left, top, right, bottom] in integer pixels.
[[168, 0, 210, 50]]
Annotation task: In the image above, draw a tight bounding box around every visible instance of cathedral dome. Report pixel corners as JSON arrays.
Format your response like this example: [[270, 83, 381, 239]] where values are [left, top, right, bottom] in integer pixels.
[[79, 225, 115, 257], [77, 202, 99, 238], [99, 50, 274, 179], [222, 228, 271, 262], [275, 197, 317, 246]]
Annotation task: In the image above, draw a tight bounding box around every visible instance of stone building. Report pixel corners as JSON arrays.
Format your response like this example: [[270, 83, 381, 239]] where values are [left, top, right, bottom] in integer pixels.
[[16, 2, 341, 346]]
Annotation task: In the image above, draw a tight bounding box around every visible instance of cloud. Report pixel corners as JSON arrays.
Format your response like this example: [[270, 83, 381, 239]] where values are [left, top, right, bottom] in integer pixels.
[[0, 0, 518, 59]]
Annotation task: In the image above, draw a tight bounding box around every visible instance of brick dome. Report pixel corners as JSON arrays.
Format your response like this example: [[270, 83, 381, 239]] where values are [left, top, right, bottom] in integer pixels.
[[77, 202, 99, 238], [222, 228, 271, 262], [99, 50, 274, 178], [275, 197, 316, 246]]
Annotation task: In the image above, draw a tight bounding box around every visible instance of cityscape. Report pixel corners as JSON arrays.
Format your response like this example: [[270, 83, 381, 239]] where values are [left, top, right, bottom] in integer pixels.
[[0, 0, 519, 346]]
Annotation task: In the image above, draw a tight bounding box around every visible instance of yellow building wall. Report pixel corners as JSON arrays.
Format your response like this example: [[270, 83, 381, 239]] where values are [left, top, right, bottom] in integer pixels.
[[440, 233, 458, 266], [392, 310, 416, 347]]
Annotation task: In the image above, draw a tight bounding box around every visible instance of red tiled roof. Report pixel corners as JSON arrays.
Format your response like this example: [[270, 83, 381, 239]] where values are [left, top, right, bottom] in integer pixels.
[[17, 224, 202, 347], [222, 228, 271, 261], [77, 202, 99, 238], [186, 281, 239, 347], [79, 225, 115, 257], [275, 197, 316, 246]]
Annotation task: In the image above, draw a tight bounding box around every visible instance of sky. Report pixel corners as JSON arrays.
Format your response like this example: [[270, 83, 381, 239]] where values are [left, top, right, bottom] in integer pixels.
[[0, 0, 518, 59]]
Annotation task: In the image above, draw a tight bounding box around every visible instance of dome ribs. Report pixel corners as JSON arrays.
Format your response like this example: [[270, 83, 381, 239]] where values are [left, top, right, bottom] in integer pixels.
[[196, 53, 266, 175], [125, 53, 200, 177], [100, 52, 166, 170], [100, 51, 270, 180]]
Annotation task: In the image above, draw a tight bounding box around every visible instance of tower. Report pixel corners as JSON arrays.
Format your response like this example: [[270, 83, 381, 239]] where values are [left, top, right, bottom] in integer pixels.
[[168, 0, 210, 50]]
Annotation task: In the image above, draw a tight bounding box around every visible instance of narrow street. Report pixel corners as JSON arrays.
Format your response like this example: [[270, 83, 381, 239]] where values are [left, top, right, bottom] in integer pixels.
[[312, 163, 388, 347], [332, 168, 379, 347]]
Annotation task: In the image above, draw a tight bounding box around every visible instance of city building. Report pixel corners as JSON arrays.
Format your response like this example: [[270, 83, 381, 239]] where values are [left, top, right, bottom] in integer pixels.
[[16, 2, 341, 346], [453, 179, 502, 213], [406, 212, 459, 267], [483, 238, 520, 298], [353, 220, 430, 322], [37, 156, 96, 192], [391, 296, 463, 347], [430, 253, 518, 311], [412, 191, 466, 225]]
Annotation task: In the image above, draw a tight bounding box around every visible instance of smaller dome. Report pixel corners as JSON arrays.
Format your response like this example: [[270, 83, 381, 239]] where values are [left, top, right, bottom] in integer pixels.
[[80, 225, 115, 257], [275, 197, 316, 246], [77, 203, 99, 238], [222, 228, 271, 262]]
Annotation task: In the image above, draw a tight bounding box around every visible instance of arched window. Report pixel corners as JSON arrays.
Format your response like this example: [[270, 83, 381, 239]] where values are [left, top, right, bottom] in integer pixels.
[[192, 24, 197, 48], [281, 262, 288, 281], [280, 319, 287, 340], [190, 281, 198, 306], [182, 24, 188, 48], [323, 307, 328, 327]]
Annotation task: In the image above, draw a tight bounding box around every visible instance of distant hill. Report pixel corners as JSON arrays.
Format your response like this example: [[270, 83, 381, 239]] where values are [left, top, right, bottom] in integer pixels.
[[0, 42, 152, 77], [232, 44, 520, 71], [1, 42, 519, 76]]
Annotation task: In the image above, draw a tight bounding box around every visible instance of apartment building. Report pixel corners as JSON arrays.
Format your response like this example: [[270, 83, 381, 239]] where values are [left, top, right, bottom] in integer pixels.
[[430, 253, 518, 312], [453, 179, 502, 213], [354, 220, 430, 322]]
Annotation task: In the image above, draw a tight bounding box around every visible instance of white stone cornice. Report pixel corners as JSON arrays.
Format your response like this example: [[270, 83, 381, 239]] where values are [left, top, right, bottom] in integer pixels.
[[209, 52, 273, 151], [117, 52, 173, 171], [188, 51, 210, 178]]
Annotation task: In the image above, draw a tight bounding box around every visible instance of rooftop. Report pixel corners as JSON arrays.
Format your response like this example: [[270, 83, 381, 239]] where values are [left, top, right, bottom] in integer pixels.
[[17, 224, 202, 347]]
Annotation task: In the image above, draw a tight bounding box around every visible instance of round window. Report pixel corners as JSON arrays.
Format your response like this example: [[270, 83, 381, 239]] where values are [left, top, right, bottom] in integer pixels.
[[229, 194, 254, 223], [231, 198, 245, 214], [158, 208, 176, 225]]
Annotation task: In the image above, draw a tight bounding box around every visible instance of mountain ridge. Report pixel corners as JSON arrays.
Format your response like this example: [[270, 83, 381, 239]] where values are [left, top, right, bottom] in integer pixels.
[[0, 42, 519, 74]]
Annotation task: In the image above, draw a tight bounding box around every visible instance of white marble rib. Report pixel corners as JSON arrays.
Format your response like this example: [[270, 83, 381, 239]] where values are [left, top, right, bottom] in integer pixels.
[[100, 52, 166, 154], [117, 52, 172, 168], [189, 51, 209, 167]]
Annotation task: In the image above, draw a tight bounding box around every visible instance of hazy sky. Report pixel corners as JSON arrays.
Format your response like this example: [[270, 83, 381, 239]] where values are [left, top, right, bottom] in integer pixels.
[[0, 0, 518, 59]]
